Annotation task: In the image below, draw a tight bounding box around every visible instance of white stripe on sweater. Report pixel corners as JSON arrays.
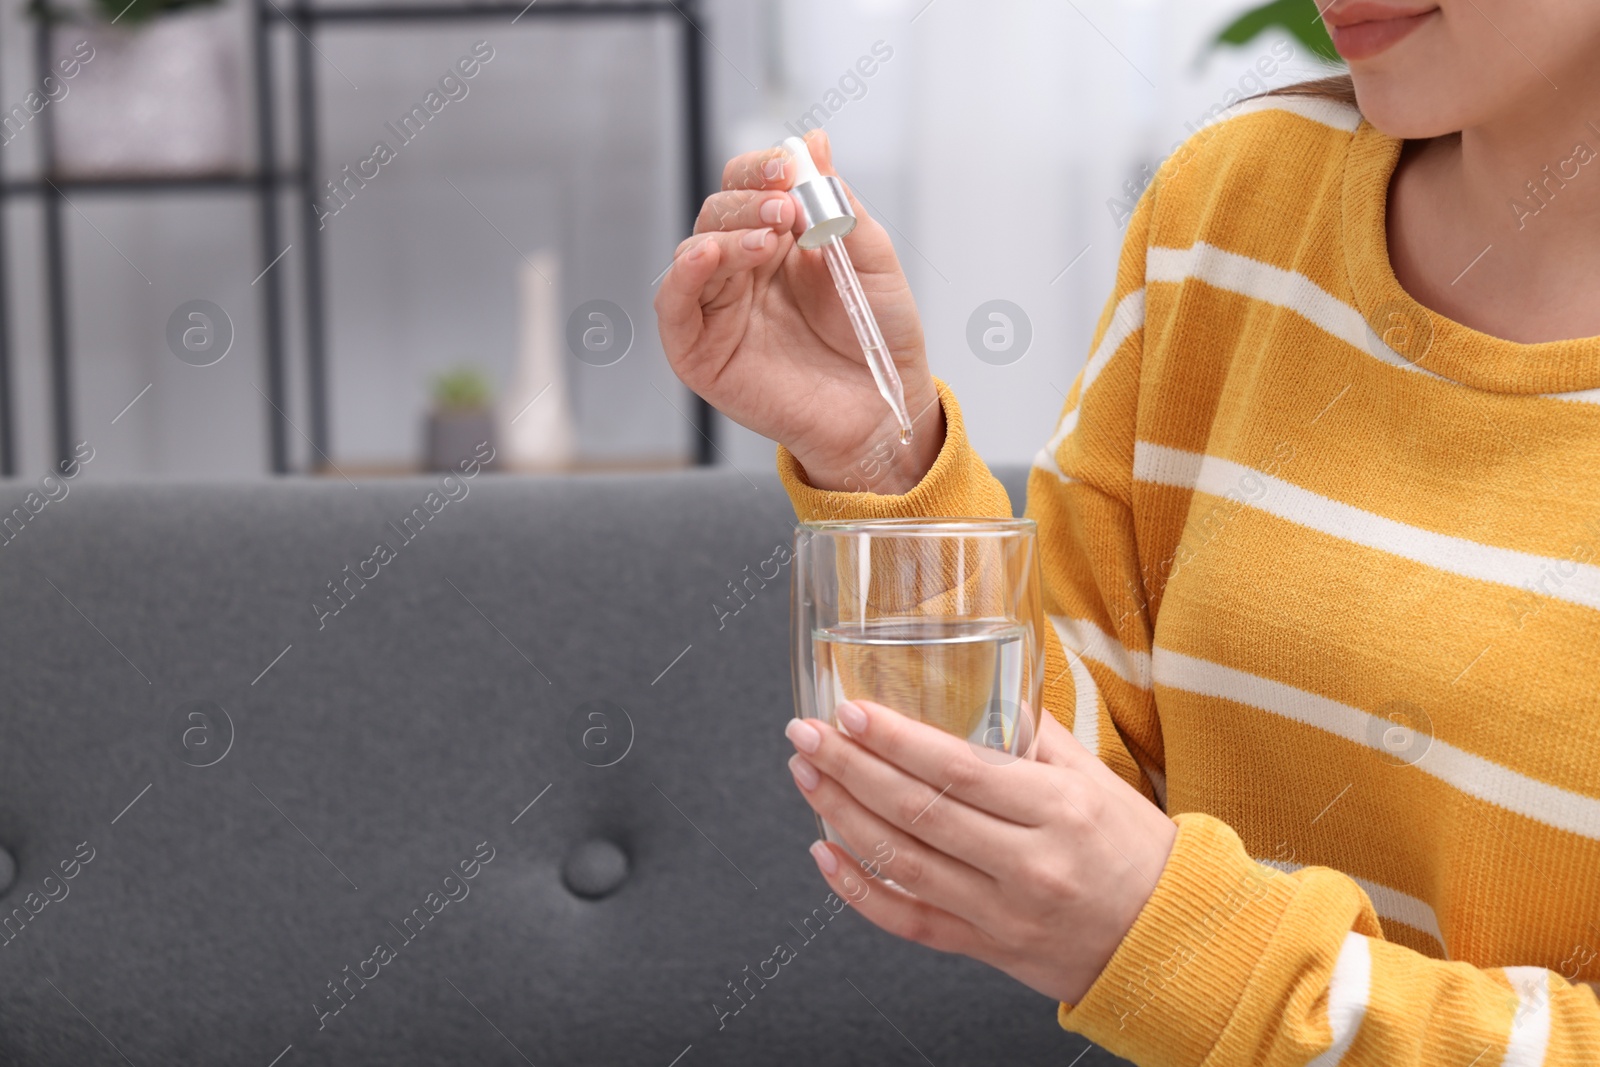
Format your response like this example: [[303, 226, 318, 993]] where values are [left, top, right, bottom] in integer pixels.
[[1034, 289, 1145, 478], [1306, 932, 1372, 1067], [1259, 858, 1447, 954], [1145, 243, 1436, 379], [1196, 94, 1363, 135], [1548, 385, 1600, 407], [1051, 615, 1168, 803], [1141, 760, 1168, 810], [1049, 615, 1152, 690], [1155, 647, 1600, 842], [1145, 242, 1600, 408], [1058, 641, 1100, 759], [1133, 441, 1600, 614], [1502, 967, 1552, 1067], [1037, 242, 1599, 483]]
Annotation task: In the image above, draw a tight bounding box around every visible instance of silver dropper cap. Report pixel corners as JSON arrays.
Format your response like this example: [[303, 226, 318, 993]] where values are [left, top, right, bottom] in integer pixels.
[[782, 136, 857, 250]]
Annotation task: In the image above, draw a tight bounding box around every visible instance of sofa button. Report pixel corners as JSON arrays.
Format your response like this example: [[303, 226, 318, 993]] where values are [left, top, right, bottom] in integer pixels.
[[561, 839, 629, 900], [0, 846, 15, 896]]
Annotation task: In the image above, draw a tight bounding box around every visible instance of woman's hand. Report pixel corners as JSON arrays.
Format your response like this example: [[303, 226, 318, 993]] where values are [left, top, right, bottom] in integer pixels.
[[653, 130, 943, 493], [784, 700, 1177, 1006]]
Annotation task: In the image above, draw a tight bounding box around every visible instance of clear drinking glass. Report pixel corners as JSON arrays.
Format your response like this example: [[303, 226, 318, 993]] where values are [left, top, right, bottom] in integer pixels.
[[791, 518, 1046, 855]]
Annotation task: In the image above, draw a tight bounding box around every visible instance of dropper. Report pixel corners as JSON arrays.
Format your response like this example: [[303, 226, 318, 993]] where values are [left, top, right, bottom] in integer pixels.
[[782, 136, 915, 445]]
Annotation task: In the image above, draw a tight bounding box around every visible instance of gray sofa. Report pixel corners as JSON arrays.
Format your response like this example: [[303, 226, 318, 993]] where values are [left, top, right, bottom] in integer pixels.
[[0, 464, 1130, 1066]]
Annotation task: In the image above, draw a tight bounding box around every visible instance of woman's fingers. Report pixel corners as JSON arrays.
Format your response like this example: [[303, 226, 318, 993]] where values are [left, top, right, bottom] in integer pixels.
[[695, 190, 794, 235], [1035, 708, 1128, 790], [788, 753, 996, 919], [693, 229, 784, 290], [806, 840, 994, 961], [721, 143, 792, 191], [654, 229, 781, 368], [718, 129, 833, 189], [654, 240, 713, 358], [1035, 704, 1167, 808], [786, 716, 1029, 874], [805, 128, 835, 173], [1034, 705, 1089, 770], [659, 227, 782, 307], [833, 700, 1050, 826]]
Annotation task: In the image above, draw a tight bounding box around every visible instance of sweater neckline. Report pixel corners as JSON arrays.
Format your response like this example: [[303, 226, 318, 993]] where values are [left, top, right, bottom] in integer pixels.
[[1342, 121, 1600, 395]]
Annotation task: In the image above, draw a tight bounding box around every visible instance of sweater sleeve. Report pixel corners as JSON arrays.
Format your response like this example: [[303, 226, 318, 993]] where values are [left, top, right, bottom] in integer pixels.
[[1062, 812, 1600, 1065], [776, 376, 1012, 523]]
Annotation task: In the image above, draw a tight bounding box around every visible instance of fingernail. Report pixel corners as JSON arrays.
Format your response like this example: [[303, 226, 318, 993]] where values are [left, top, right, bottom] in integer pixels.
[[741, 229, 772, 251], [836, 701, 868, 736], [810, 840, 839, 876], [763, 155, 785, 181], [789, 753, 819, 791], [785, 717, 821, 754], [759, 198, 785, 226], [688, 239, 710, 260]]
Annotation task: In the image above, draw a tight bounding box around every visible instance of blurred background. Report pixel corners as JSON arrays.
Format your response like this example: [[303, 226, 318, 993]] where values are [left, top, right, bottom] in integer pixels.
[[0, 0, 1340, 482]]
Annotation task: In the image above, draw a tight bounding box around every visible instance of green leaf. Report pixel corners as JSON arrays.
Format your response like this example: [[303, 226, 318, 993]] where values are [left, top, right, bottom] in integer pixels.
[[1207, 0, 1342, 65]]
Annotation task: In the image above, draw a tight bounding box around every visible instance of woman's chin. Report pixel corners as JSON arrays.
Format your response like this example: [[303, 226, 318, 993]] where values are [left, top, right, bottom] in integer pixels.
[[1351, 77, 1475, 140]]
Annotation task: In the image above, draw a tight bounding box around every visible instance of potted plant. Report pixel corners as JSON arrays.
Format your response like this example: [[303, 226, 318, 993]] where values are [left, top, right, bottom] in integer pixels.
[[427, 366, 500, 474], [30, 0, 246, 178]]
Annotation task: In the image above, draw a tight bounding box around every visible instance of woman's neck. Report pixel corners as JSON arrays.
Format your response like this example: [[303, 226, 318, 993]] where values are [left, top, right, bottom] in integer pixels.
[[1387, 77, 1600, 344]]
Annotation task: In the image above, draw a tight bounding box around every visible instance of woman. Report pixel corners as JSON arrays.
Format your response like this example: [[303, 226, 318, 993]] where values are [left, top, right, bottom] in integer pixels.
[[654, 1, 1600, 1062]]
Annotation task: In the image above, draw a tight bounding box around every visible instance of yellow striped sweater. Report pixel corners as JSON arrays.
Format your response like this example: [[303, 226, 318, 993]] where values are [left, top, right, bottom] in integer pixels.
[[777, 95, 1600, 1066]]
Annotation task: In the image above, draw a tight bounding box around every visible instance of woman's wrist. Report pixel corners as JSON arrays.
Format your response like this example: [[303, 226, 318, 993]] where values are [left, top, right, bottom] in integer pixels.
[[791, 383, 947, 495]]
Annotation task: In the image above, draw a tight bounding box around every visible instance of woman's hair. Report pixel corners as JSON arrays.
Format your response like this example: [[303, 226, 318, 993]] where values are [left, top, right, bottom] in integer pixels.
[[1266, 73, 1358, 106]]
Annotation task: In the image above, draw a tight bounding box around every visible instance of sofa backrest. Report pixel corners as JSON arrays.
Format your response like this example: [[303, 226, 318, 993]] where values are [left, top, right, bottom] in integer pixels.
[[0, 464, 1126, 1065]]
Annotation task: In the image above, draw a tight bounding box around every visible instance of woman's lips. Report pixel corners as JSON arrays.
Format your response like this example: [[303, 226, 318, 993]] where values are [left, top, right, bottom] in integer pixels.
[[1327, 8, 1437, 61]]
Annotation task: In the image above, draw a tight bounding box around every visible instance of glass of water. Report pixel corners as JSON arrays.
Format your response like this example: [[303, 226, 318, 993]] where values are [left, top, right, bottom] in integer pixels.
[[791, 517, 1045, 853]]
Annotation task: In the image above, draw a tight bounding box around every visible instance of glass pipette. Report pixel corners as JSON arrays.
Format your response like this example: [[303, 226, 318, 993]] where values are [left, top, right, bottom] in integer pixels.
[[783, 136, 915, 445]]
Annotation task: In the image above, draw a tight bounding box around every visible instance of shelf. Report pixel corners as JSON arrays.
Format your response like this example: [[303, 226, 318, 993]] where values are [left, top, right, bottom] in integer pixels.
[[0, 0, 712, 477], [261, 1, 682, 24], [0, 173, 306, 197]]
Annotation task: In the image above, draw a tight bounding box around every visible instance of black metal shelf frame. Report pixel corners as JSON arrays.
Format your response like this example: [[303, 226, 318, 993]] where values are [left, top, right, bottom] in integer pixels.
[[0, 0, 714, 475]]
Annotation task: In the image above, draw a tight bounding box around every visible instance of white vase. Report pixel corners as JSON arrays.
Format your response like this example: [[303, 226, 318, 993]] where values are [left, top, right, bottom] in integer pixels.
[[51, 8, 246, 178], [502, 250, 578, 469]]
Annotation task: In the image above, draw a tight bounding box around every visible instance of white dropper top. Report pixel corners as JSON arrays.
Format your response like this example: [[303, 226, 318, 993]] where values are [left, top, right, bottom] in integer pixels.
[[782, 136, 860, 250], [784, 135, 821, 183]]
